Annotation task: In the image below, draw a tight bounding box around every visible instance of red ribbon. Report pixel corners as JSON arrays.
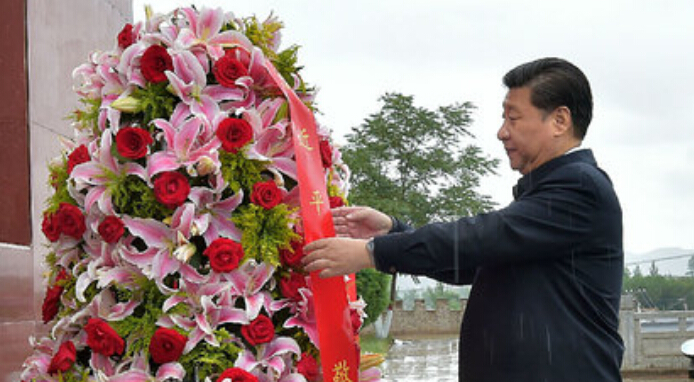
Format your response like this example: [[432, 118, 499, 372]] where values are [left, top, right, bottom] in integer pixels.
[[264, 58, 359, 382]]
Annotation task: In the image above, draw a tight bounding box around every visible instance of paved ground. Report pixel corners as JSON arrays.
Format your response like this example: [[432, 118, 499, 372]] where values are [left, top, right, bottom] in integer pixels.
[[382, 336, 691, 382]]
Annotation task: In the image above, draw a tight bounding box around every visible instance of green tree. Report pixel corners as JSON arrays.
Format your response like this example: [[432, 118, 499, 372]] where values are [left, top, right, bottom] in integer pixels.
[[355, 268, 391, 327], [623, 271, 694, 310], [344, 93, 499, 322], [649, 261, 659, 277], [343, 93, 499, 226], [687, 255, 694, 277]]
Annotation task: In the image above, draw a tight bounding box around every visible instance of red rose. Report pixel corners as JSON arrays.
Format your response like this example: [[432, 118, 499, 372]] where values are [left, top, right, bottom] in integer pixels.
[[149, 327, 187, 364], [67, 145, 90, 174], [250, 180, 282, 210], [84, 318, 125, 356], [213, 54, 248, 87], [141, 45, 173, 83], [329, 196, 345, 208], [98, 216, 125, 244], [115, 127, 153, 159], [350, 309, 363, 336], [117, 23, 134, 49], [319, 139, 333, 168], [279, 272, 307, 301], [153, 172, 190, 208], [42, 284, 63, 323], [216, 118, 253, 153], [56, 203, 86, 239], [217, 367, 258, 382], [47, 341, 76, 375], [203, 238, 244, 273], [42, 212, 61, 242], [279, 239, 304, 268], [241, 314, 275, 346], [297, 352, 319, 382]]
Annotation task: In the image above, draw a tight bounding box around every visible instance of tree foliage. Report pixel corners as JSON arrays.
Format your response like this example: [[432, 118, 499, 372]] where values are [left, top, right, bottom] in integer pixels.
[[687, 255, 694, 277], [342, 93, 499, 227], [356, 269, 391, 327], [344, 93, 499, 322], [623, 271, 694, 310]]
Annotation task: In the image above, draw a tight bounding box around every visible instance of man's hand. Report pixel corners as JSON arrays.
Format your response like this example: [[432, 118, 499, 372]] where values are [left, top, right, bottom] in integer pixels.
[[303, 237, 375, 278], [332, 206, 392, 239]]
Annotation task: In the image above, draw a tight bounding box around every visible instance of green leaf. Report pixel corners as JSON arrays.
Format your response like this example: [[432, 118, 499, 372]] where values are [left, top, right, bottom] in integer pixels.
[[232, 204, 301, 267]]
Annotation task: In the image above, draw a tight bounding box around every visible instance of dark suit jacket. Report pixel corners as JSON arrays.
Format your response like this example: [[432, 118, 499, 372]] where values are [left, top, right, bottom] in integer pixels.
[[374, 149, 624, 382]]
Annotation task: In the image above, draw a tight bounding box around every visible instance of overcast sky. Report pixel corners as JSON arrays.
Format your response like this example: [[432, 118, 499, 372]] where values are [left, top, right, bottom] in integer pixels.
[[132, 0, 694, 256]]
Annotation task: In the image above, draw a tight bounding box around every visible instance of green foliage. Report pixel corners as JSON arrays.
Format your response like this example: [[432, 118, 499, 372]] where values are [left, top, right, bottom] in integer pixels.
[[219, 151, 269, 194], [178, 328, 242, 381], [110, 279, 178, 359], [242, 15, 283, 57], [46, 160, 77, 213], [110, 175, 172, 220], [649, 261, 659, 277], [343, 93, 499, 321], [356, 269, 391, 327], [273, 45, 304, 89], [423, 282, 464, 310], [232, 204, 301, 267], [623, 271, 694, 310], [342, 93, 499, 227], [687, 255, 694, 277], [69, 97, 102, 135], [131, 82, 178, 128], [359, 333, 393, 354]]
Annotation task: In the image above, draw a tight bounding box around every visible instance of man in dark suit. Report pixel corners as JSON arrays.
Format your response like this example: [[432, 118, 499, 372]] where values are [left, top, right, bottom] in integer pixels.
[[304, 57, 624, 381]]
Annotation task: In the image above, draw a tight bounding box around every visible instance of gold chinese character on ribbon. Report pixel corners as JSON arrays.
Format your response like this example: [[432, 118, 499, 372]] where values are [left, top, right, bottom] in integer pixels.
[[309, 190, 324, 213], [298, 128, 313, 151], [333, 360, 353, 382]]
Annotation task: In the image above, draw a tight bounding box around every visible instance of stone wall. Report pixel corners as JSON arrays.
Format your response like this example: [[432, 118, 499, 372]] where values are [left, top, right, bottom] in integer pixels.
[[619, 295, 694, 371], [363, 298, 467, 336], [364, 295, 693, 371]]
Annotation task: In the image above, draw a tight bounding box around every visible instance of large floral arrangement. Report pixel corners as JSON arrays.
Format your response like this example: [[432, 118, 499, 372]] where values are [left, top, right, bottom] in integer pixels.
[[21, 6, 382, 382]]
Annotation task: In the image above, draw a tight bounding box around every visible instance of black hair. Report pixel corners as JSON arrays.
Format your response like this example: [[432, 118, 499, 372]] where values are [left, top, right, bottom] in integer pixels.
[[503, 57, 592, 139]]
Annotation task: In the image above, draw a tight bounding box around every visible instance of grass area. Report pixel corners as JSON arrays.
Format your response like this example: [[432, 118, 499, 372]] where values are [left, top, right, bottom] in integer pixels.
[[359, 333, 393, 354]]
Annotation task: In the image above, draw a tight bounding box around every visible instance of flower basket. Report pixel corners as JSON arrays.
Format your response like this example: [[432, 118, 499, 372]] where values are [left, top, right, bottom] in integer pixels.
[[21, 6, 382, 382]]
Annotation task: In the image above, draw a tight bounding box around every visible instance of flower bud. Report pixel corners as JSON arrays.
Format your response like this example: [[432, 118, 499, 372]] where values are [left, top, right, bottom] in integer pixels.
[[173, 243, 197, 263], [196, 156, 218, 176], [110, 96, 143, 113]]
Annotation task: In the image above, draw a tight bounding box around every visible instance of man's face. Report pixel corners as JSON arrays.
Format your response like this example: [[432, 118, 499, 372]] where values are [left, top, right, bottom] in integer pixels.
[[498, 87, 556, 175]]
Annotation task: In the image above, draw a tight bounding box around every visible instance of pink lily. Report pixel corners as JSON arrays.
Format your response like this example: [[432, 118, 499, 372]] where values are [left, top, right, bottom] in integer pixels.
[[19, 336, 55, 382], [71, 129, 147, 216], [165, 49, 244, 124], [121, 204, 205, 283], [166, 291, 247, 353], [235, 336, 301, 379], [188, 183, 243, 245], [148, 113, 221, 178], [109, 353, 186, 382], [221, 260, 275, 320], [176, 7, 254, 60], [245, 102, 297, 181], [117, 42, 148, 88], [282, 288, 319, 347]]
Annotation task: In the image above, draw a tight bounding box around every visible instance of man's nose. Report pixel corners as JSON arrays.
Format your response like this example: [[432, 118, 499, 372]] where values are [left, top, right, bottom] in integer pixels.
[[497, 123, 509, 141]]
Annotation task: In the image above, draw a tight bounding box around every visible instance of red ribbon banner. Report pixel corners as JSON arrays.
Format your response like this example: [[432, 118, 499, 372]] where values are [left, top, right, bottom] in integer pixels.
[[264, 58, 359, 382]]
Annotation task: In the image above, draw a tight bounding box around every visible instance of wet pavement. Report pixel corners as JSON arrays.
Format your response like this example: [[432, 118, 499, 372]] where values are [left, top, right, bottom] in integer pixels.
[[381, 336, 458, 382], [381, 336, 690, 382]]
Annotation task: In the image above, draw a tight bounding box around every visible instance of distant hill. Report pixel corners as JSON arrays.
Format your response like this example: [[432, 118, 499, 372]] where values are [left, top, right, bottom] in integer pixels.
[[625, 247, 694, 276]]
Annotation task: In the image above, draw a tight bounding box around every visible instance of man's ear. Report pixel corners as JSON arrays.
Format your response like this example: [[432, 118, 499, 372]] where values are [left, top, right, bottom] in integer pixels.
[[552, 106, 573, 137]]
